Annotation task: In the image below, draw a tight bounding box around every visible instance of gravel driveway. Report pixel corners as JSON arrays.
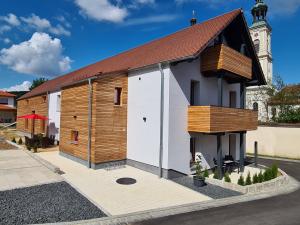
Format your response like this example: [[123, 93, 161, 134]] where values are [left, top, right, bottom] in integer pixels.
[[0, 181, 106, 225]]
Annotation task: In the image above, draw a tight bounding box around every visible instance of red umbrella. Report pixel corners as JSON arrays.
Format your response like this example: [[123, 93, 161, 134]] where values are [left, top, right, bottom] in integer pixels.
[[17, 114, 48, 137], [18, 114, 48, 120]]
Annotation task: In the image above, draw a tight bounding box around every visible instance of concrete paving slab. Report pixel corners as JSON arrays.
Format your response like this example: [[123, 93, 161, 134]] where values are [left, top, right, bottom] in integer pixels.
[[37, 151, 212, 216], [0, 150, 63, 191]]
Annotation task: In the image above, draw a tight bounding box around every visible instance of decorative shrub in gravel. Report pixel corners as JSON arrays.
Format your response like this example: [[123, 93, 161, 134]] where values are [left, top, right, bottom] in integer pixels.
[[253, 173, 259, 184], [238, 175, 245, 186], [224, 172, 231, 183], [245, 172, 252, 186], [204, 169, 209, 178], [18, 138, 23, 145], [271, 164, 279, 179], [11, 137, 16, 143], [258, 171, 264, 183]]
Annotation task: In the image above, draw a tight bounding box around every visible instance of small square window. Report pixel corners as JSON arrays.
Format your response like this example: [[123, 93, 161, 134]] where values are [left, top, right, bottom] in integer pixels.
[[114, 87, 122, 106], [42, 96, 47, 103], [71, 131, 79, 144]]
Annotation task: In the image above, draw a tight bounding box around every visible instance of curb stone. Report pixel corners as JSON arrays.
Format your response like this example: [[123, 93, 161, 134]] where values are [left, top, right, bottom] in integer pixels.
[[41, 176, 300, 225]]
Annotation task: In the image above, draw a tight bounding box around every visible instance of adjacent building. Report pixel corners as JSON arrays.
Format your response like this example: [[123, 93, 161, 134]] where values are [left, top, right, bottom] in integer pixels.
[[0, 91, 17, 124], [246, 0, 273, 121], [17, 9, 265, 178]]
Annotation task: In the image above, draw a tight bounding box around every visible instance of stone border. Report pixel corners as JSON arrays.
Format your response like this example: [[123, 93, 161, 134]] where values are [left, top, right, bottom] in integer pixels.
[[5, 140, 23, 149], [205, 167, 289, 194], [42, 176, 300, 225]]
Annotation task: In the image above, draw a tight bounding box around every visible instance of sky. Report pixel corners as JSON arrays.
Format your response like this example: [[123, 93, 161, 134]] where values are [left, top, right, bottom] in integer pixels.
[[0, 0, 300, 91]]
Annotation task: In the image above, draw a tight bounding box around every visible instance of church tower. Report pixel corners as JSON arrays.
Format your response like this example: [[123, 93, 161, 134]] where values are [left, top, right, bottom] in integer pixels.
[[249, 0, 273, 84], [246, 0, 273, 121]]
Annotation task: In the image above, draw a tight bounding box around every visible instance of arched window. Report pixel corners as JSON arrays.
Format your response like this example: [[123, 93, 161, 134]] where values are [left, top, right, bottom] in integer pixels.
[[253, 102, 258, 111], [254, 39, 260, 54]]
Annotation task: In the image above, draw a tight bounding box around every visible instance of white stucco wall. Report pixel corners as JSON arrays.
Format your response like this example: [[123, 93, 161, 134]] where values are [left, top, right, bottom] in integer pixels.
[[247, 126, 300, 159], [48, 91, 61, 141], [168, 58, 242, 174], [127, 66, 170, 169]]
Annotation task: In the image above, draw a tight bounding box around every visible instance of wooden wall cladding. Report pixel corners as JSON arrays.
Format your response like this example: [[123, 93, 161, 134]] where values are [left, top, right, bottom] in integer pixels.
[[188, 106, 258, 133], [59, 73, 127, 164], [17, 95, 48, 134], [201, 44, 252, 80]]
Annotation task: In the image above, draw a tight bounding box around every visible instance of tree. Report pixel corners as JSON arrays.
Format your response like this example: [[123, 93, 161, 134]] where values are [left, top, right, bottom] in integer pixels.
[[29, 78, 48, 91], [254, 74, 285, 121]]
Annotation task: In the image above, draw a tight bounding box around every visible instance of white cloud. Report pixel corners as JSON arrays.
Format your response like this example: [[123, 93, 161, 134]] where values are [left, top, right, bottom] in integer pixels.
[[3, 38, 11, 44], [1, 13, 20, 26], [75, 0, 129, 23], [21, 14, 71, 36], [0, 25, 11, 34], [56, 16, 72, 28], [0, 32, 72, 77], [265, 0, 300, 16], [123, 14, 178, 26], [1, 81, 32, 92], [129, 0, 155, 8]]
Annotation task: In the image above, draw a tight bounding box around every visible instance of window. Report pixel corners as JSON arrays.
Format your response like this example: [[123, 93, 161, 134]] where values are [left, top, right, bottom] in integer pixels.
[[25, 119, 29, 129], [253, 102, 258, 111], [0, 98, 8, 105], [114, 87, 122, 106], [71, 131, 79, 144], [254, 39, 260, 54], [57, 95, 61, 112], [42, 95, 47, 103], [190, 80, 200, 106]]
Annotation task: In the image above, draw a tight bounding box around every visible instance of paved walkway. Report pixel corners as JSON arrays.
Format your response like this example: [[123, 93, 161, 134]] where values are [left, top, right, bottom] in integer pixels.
[[37, 151, 212, 215], [0, 149, 63, 191], [132, 158, 300, 225]]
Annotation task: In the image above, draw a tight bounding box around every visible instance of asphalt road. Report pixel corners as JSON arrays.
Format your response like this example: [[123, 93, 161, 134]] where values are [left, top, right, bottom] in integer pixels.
[[133, 158, 300, 225]]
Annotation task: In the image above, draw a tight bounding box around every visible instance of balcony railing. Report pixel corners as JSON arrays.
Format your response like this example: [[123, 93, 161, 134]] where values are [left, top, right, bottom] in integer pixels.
[[201, 44, 252, 80], [188, 106, 258, 133]]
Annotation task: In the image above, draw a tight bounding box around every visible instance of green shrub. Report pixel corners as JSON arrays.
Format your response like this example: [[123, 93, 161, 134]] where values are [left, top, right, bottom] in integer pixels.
[[237, 175, 245, 186], [245, 172, 252, 185], [253, 173, 259, 184], [263, 168, 272, 181], [258, 171, 264, 183], [11, 137, 16, 143], [213, 170, 220, 179], [224, 172, 231, 183], [203, 169, 209, 178], [26, 145, 32, 151], [271, 164, 279, 179], [18, 138, 23, 145]]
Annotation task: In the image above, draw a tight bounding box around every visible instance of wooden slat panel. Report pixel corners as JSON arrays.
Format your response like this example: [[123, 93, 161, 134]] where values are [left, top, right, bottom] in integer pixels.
[[59, 73, 128, 164], [17, 95, 48, 134], [188, 106, 258, 133], [201, 44, 252, 79]]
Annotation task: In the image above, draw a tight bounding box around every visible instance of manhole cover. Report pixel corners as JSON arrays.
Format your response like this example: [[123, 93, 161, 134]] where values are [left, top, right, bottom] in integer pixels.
[[116, 177, 137, 185]]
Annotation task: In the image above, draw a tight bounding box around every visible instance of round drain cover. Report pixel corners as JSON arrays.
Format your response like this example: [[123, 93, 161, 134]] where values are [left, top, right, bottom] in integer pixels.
[[116, 177, 137, 185]]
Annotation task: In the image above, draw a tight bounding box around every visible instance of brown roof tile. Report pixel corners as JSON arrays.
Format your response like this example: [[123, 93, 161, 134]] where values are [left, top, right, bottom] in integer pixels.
[[19, 9, 241, 100], [0, 91, 16, 97]]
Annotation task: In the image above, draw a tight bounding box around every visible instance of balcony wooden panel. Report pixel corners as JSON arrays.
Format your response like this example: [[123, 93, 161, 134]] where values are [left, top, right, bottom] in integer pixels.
[[201, 44, 252, 80], [188, 106, 258, 133]]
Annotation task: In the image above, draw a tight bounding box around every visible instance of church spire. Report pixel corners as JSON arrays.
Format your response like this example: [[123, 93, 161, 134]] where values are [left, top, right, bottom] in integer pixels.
[[251, 0, 268, 24], [190, 10, 197, 26]]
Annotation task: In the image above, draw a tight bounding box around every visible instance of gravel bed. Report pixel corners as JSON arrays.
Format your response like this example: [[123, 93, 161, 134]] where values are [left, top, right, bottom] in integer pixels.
[[172, 176, 242, 199], [0, 181, 106, 225]]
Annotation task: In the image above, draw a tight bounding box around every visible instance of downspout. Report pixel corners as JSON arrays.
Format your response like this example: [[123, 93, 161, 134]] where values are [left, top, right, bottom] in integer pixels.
[[87, 78, 93, 168], [158, 63, 165, 178]]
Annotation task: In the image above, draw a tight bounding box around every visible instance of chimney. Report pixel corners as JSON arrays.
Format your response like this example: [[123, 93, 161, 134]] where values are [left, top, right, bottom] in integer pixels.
[[190, 10, 197, 26]]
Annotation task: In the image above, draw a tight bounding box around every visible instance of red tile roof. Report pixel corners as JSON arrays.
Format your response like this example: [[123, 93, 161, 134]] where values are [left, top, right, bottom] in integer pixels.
[[0, 105, 16, 111], [19, 9, 242, 100], [0, 91, 16, 97]]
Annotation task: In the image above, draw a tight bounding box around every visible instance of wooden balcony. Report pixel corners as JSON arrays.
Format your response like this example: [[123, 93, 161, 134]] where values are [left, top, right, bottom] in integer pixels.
[[188, 106, 258, 133], [201, 44, 252, 80]]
